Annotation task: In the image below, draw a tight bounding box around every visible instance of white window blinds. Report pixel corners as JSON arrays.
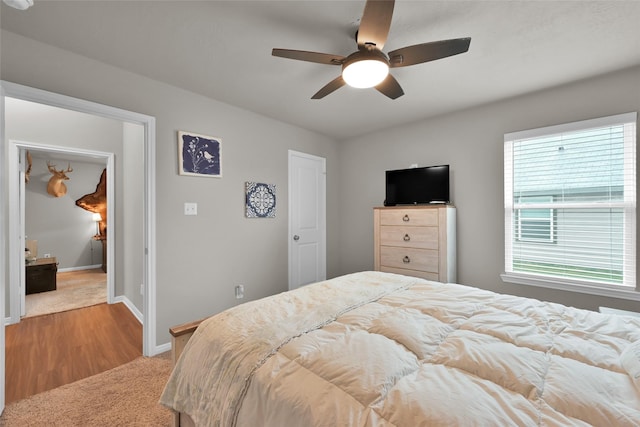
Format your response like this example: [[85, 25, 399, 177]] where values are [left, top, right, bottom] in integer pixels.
[[504, 113, 636, 290]]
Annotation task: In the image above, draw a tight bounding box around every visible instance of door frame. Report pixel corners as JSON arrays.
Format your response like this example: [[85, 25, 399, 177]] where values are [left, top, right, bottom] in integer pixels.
[[9, 141, 115, 319], [1, 81, 158, 412], [287, 150, 326, 290]]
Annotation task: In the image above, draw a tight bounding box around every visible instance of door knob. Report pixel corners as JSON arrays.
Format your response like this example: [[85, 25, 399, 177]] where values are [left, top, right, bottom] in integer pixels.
[[293, 235, 300, 241]]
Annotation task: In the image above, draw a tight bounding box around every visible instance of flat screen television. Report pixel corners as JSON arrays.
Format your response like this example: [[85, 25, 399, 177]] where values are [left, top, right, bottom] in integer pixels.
[[384, 165, 450, 206]]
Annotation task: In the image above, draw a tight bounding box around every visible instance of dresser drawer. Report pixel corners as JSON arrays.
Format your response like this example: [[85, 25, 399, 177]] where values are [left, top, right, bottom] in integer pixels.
[[380, 246, 439, 273], [379, 208, 439, 226], [379, 225, 439, 249], [379, 266, 440, 281]]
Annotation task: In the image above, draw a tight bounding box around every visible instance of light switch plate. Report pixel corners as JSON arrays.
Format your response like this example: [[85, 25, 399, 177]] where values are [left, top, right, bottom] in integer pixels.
[[184, 202, 197, 216]]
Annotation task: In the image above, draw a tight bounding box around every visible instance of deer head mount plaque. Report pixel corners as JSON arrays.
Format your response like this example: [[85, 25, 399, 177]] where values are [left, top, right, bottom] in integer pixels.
[[46, 161, 73, 197]]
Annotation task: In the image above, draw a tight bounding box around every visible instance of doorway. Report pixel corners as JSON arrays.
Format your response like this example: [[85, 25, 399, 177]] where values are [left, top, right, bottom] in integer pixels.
[[1, 81, 158, 412], [16, 144, 111, 318], [7, 103, 119, 322]]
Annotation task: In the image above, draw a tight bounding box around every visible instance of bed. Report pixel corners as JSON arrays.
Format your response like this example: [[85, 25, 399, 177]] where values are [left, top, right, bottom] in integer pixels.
[[160, 271, 640, 426]]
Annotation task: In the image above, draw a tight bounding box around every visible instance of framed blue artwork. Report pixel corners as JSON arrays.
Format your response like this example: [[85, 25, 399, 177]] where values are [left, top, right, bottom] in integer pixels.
[[178, 131, 222, 177], [246, 182, 276, 218]]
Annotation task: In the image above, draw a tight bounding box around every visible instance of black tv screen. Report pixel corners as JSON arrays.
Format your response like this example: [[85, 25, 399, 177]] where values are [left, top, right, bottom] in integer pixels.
[[385, 165, 450, 206]]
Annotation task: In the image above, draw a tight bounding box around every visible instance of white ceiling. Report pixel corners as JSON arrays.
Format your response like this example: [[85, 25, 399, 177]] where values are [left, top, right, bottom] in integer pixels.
[[2, 1, 640, 140]]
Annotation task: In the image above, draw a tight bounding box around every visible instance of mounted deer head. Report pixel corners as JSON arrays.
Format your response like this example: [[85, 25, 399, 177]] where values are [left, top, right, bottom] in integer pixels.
[[46, 161, 73, 197]]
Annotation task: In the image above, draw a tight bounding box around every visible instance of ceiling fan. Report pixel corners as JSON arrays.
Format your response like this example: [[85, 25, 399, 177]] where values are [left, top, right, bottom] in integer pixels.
[[2, 0, 33, 10], [272, 0, 471, 100]]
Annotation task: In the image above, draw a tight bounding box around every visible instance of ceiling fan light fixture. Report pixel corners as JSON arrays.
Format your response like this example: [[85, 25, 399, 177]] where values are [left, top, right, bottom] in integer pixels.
[[2, 0, 33, 10], [272, 1, 470, 99], [342, 50, 389, 89]]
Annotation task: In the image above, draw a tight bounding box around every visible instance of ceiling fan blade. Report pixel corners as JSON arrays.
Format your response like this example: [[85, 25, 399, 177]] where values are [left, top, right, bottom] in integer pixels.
[[388, 38, 471, 68], [311, 76, 346, 99], [357, 0, 395, 50], [375, 74, 404, 99], [272, 48, 345, 65]]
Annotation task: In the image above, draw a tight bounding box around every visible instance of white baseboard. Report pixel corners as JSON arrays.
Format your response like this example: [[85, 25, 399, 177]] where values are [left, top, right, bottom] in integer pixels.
[[114, 295, 144, 324], [113, 297, 170, 356], [154, 342, 171, 356], [57, 264, 102, 273]]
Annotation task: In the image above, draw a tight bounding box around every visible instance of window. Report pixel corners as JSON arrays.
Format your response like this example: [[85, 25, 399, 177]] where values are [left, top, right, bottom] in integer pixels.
[[503, 113, 637, 299]]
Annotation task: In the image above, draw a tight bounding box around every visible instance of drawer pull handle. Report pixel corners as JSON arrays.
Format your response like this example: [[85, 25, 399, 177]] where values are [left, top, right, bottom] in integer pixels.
[[403, 214, 410, 222], [403, 234, 410, 241], [403, 256, 410, 264]]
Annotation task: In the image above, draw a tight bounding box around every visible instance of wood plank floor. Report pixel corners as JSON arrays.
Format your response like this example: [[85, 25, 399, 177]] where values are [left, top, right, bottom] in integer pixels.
[[5, 302, 142, 404]]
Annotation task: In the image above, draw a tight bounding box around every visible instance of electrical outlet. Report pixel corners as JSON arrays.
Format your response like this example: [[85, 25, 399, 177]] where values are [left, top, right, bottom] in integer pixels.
[[235, 285, 244, 299], [44, 253, 51, 258], [140, 284, 144, 295], [184, 202, 198, 216]]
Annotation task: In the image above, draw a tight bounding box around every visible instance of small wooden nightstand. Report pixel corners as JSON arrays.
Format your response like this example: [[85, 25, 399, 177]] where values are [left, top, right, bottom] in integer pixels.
[[26, 257, 58, 294]]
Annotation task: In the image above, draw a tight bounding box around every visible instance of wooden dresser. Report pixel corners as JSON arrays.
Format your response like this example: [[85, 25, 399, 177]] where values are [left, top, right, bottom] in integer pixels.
[[374, 205, 456, 282]]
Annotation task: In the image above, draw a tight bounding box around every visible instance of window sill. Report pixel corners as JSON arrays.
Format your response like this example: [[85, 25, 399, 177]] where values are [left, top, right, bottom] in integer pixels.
[[501, 272, 640, 302]]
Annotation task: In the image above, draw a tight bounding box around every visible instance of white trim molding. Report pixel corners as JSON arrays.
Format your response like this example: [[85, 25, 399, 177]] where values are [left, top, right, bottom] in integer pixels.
[[501, 272, 640, 302]]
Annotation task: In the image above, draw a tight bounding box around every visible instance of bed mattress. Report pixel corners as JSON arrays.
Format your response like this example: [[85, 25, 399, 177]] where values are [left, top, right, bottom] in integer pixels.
[[161, 271, 640, 426]]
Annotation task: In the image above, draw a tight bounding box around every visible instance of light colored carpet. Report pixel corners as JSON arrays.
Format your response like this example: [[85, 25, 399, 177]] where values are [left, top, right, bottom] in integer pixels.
[[25, 268, 107, 318], [0, 353, 173, 426]]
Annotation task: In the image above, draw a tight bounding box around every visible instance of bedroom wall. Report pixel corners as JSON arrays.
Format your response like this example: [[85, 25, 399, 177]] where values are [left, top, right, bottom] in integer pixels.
[[0, 30, 341, 347], [337, 65, 640, 313]]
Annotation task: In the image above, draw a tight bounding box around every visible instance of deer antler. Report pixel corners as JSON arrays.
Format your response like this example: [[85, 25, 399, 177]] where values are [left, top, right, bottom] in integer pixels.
[[47, 161, 73, 174]]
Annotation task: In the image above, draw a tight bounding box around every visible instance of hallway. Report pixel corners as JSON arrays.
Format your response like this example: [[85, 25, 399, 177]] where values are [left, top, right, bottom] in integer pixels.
[[5, 302, 142, 404]]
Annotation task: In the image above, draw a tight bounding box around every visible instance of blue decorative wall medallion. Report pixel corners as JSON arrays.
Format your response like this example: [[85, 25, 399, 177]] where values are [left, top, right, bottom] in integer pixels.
[[178, 131, 222, 177], [246, 182, 276, 218]]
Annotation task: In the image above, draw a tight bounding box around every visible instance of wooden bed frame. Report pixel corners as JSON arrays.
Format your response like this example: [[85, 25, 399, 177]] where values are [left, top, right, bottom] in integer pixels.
[[169, 318, 208, 427]]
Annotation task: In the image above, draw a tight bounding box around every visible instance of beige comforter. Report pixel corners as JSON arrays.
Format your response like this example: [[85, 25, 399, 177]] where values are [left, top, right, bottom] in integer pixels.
[[160, 271, 640, 426]]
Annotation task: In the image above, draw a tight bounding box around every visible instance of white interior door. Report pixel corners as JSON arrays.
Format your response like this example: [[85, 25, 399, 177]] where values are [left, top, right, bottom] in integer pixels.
[[288, 150, 326, 290]]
